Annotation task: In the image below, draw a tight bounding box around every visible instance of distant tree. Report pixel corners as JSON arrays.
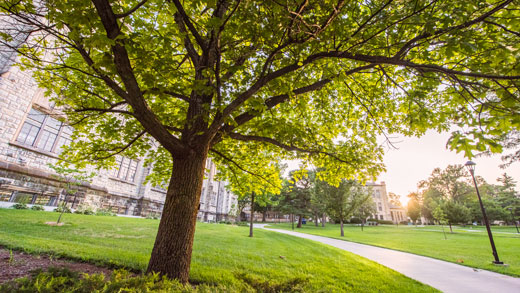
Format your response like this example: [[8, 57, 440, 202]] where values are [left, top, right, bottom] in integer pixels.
[[468, 198, 508, 225], [353, 195, 376, 231], [280, 170, 313, 228], [407, 193, 421, 226], [388, 192, 402, 207], [419, 165, 473, 203], [326, 180, 372, 237], [432, 204, 448, 240], [442, 200, 471, 233]]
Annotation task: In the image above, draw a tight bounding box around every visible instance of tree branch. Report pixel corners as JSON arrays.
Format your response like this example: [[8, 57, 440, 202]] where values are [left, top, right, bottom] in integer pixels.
[[114, 0, 148, 18], [227, 132, 353, 165]]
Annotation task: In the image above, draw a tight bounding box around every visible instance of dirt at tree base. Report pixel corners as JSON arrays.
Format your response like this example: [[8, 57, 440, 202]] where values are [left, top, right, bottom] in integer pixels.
[[0, 248, 112, 284]]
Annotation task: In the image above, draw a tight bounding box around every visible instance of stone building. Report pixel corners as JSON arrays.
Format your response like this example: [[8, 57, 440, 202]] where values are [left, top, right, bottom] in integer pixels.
[[366, 181, 392, 221], [0, 39, 236, 219], [389, 204, 407, 224]]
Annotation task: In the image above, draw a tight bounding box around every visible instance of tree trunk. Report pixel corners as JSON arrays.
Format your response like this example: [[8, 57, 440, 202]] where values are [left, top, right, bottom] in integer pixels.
[[322, 213, 326, 227], [262, 210, 266, 223], [361, 219, 364, 231], [146, 153, 207, 283], [249, 192, 255, 237], [314, 213, 319, 227], [340, 217, 344, 237], [297, 214, 303, 228], [449, 222, 453, 233]]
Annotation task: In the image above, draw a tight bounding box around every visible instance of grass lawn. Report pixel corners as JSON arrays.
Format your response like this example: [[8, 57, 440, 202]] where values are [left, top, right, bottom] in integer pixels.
[[0, 209, 436, 292], [267, 222, 520, 277]]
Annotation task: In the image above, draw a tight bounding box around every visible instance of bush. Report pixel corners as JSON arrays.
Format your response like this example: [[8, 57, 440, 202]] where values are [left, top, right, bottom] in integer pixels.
[[349, 217, 362, 224], [54, 205, 72, 213], [377, 220, 394, 225], [12, 202, 28, 209], [400, 220, 409, 225], [74, 204, 95, 215], [0, 267, 215, 292], [30, 205, 45, 211], [235, 221, 249, 226], [96, 208, 116, 216], [146, 212, 160, 219]]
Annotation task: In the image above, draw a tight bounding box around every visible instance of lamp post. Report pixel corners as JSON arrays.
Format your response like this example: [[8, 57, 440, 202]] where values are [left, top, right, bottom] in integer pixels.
[[465, 161, 503, 264], [508, 208, 519, 234]]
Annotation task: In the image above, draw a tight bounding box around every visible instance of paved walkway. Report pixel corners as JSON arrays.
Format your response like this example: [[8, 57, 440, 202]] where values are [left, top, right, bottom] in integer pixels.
[[257, 225, 520, 293]]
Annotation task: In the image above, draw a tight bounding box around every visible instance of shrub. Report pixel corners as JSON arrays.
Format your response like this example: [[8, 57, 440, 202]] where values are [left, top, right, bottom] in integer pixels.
[[0, 267, 208, 292], [30, 205, 45, 211], [96, 208, 116, 216], [74, 204, 95, 215], [146, 212, 160, 219], [349, 217, 362, 224], [54, 205, 72, 213], [12, 202, 28, 209], [399, 221, 410, 225], [235, 221, 249, 226], [377, 220, 394, 225]]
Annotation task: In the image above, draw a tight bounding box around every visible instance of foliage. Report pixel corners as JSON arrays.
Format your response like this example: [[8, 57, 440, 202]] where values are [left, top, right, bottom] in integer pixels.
[[12, 202, 28, 210], [95, 208, 116, 217], [74, 204, 95, 215], [0, 209, 435, 292], [388, 192, 402, 207], [54, 206, 72, 213], [407, 193, 421, 225], [277, 170, 314, 223], [146, 212, 160, 220], [441, 200, 471, 227], [0, 267, 201, 292], [30, 205, 45, 211], [417, 166, 519, 225]]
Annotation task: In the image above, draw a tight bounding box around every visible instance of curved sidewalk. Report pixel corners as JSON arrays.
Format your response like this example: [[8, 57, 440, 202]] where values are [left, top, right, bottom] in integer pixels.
[[261, 226, 520, 293]]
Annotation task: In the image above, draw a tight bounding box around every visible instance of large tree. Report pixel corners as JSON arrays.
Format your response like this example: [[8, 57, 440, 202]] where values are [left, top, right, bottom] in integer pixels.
[[2, 0, 520, 282]]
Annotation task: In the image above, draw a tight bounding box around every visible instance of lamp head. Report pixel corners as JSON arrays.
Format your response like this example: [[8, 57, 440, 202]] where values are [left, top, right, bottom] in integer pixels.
[[464, 161, 476, 174]]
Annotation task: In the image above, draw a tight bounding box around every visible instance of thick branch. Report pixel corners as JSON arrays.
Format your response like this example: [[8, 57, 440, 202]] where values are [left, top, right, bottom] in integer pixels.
[[227, 132, 353, 165]]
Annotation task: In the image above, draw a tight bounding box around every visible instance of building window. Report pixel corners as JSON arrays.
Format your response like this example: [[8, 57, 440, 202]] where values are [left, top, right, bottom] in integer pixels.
[[379, 215, 384, 220], [16, 108, 72, 153], [111, 156, 138, 182], [378, 202, 382, 211], [0, 190, 12, 202]]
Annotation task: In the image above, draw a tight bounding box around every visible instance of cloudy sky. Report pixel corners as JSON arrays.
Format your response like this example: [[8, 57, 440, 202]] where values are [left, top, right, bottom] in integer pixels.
[[377, 130, 520, 204]]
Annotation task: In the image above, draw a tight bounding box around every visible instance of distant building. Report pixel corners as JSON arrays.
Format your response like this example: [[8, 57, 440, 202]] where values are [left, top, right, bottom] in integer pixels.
[[366, 182, 392, 221], [389, 204, 407, 224]]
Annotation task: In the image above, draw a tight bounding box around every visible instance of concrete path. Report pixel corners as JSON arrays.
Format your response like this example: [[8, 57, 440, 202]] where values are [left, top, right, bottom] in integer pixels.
[[257, 225, 520, 293]]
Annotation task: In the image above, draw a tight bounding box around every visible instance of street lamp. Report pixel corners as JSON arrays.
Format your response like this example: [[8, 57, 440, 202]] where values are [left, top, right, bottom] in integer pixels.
[[508, 208, 519, 234], [465, 161, 503, 265]]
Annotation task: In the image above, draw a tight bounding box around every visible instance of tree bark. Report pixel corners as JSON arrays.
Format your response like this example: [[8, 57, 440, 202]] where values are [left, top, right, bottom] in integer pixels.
[[146, 152, 207, 283], [361, 219, 364, 231], [314, 213, 319, 227], [322, 213, 326, 227], [262, 210, 266, 222], [340, 217, 344, 236], [249, 192, 255, 237], [449, 222, 453, 233], [297, 214, 303, 228]]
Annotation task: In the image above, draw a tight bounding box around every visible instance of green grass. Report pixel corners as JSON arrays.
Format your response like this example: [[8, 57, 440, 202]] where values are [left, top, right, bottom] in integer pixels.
[[0, 209, 436, 292], [267, 222, 520, 277]]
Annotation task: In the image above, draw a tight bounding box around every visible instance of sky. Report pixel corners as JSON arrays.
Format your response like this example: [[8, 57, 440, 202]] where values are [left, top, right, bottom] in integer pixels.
[[377, 130, 520, 205]]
